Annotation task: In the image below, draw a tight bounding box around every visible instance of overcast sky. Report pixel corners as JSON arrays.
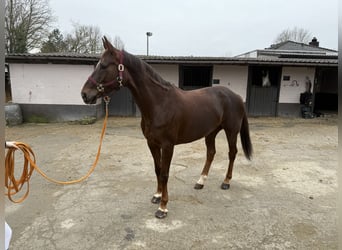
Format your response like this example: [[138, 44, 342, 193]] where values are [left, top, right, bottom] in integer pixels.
[[49, 0, 338, 57]]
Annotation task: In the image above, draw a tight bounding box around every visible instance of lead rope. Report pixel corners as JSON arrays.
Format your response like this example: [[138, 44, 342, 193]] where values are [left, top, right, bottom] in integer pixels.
[[5, 96, 111, 203]]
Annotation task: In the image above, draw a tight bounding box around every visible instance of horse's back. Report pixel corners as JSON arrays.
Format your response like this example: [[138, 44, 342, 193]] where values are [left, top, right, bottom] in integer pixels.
[[169, 86, 245, 143], [194, 86, 245, 114], [174, 85, 245, 120]]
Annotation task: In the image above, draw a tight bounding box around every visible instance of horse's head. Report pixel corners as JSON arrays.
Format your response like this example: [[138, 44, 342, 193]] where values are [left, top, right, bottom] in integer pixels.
[[81, 36, 124, 104]]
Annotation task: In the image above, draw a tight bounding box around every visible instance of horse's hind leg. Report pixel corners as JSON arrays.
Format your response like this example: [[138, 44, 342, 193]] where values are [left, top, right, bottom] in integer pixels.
[[221, 130, 238, 190], [194, 128, 220, 189]]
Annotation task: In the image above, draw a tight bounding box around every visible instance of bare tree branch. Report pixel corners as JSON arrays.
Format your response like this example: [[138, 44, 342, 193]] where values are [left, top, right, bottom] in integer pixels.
[[63, 23, 104, 53], [112, 35, 125, 50], [274, 27, 312, 44], [5, 0, 54, 53]]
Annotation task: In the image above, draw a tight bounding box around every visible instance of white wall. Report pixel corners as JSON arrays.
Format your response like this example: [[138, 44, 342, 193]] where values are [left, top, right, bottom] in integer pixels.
[[10, 63, 93, 105], [279, 66, 315, 103], [213, 65, 248, 101], [152, 64, 179, 86], [12, 63, 315, 107]]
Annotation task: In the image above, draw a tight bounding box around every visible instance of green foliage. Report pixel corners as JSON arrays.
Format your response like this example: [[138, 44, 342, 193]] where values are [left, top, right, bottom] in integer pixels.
[[40, 24, 108, 54], [40, 29, 67, 53], [26, 115, 49, 123]]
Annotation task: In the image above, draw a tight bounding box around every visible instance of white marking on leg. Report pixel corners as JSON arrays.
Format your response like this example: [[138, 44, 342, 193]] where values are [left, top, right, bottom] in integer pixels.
[[153, 193, 162, 198], [158, 207, 168, 213], [197, 175, 208, 185]]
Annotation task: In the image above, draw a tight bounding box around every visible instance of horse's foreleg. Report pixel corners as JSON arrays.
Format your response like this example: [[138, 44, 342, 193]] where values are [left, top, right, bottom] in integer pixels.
[[222, 131, 238, 190], [194, 129, 219, 189], [155, 144, 174, 219], [148, 141, 162, 204]]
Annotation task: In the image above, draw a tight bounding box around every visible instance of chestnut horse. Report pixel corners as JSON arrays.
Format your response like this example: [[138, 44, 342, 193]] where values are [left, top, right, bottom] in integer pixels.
[[81, 37, 252, 219]]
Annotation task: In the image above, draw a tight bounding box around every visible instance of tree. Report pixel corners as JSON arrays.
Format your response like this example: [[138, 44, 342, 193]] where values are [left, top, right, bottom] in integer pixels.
[[64, 23, 103, 53], [113, 35, 125, 50], [274, 27, 312, 44], [39, 23, 126, 54], [40, 28, 67, 53], [5, 0, 54, 53]]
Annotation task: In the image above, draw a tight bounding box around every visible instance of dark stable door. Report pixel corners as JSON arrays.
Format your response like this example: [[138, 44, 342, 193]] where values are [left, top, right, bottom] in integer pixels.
[[248, 86, 278, 116]]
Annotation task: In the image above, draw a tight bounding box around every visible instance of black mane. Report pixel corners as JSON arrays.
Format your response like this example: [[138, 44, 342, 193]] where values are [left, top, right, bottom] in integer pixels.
[[123, 51, 173, 89]]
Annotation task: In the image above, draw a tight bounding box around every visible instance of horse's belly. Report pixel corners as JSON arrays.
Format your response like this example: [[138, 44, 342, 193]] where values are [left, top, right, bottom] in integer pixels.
[[176, 128, 215, 144], [176, 115, 221, 144]]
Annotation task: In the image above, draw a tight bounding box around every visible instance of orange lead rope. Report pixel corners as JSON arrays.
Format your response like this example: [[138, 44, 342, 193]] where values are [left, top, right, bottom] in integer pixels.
[[5, 97, 110, 203]]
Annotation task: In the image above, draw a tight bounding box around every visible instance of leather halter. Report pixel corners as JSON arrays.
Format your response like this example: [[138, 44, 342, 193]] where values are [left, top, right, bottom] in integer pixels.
[[88, 51, 124, 93]]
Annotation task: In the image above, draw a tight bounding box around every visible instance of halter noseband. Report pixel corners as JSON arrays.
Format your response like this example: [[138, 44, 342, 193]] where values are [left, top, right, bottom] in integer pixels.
[[88, 51, 125, 93]]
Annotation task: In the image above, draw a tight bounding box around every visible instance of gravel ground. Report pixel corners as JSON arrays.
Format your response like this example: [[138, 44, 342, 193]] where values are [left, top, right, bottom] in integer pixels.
[[5, 116, 338, 249]]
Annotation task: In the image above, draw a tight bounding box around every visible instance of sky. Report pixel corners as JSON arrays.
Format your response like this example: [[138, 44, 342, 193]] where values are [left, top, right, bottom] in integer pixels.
[[49, 0, 338, 57]]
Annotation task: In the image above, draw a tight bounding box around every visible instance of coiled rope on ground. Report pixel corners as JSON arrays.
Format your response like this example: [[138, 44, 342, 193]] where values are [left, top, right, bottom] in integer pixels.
[[5, 97, 110, 203]]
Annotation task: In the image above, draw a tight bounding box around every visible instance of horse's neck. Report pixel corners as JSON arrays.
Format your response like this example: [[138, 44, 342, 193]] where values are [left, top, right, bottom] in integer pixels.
[[125, 66, 169, 119]]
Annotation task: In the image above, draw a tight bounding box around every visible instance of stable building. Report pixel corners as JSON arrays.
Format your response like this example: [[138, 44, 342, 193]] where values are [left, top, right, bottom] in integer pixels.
[[237, 38, 338, 116], [5, 38, 337, 122]]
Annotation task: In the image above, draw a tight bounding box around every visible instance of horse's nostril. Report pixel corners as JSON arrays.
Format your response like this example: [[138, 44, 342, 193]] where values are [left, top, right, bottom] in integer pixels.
[[81, 92, 88, 102]]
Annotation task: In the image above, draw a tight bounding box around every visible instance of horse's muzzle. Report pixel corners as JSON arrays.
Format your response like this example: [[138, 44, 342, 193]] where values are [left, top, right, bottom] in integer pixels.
[[81, 92, 97, 104]]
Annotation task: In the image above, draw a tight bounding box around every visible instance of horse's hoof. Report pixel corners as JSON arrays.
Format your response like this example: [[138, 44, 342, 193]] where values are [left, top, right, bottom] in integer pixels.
[[155, 209, 167, 219], [221, 183, 230, 190], [194, 183, 204, 189], [151, 196, 161, 204]]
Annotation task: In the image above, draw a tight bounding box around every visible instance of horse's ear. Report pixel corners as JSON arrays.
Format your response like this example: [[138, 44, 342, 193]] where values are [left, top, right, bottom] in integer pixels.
[[102, 37, 107, 49], [103, 36, 115, 52]]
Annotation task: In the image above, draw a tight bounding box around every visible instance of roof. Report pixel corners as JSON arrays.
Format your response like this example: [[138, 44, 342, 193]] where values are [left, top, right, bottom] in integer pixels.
[[142, 55, 337, 67], [5, 52, 100, 65], [268, 40, 337, 53], [236, 39, 338, 59], [5, 52, 337, 67]]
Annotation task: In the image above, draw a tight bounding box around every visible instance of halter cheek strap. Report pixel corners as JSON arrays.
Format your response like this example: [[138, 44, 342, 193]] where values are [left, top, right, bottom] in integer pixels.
[[117, 51, 124, 86], [89, 51, 125, 93]]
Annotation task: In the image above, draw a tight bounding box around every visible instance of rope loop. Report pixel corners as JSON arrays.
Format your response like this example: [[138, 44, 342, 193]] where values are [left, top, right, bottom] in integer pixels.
[[5, 97, 110, 203]]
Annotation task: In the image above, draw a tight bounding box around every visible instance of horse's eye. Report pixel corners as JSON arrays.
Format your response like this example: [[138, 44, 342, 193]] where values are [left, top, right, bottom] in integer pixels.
[[99, 63, 108, 69]]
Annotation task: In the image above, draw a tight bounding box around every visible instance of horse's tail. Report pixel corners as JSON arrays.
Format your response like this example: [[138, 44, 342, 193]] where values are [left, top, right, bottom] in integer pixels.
[[240, 112, 253, 160]]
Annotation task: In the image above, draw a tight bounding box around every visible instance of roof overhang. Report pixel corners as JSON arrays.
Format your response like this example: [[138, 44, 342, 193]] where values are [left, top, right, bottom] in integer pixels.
[[5, 53, 337, 67]]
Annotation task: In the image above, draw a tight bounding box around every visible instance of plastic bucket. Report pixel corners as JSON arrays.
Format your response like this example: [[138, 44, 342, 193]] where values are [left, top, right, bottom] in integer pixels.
[[5, 103, 23, 126]]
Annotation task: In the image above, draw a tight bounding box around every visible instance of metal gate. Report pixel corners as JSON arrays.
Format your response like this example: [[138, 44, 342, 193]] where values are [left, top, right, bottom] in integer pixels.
[[248, 86, 279, 116], [107, 88, 136, 116]]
